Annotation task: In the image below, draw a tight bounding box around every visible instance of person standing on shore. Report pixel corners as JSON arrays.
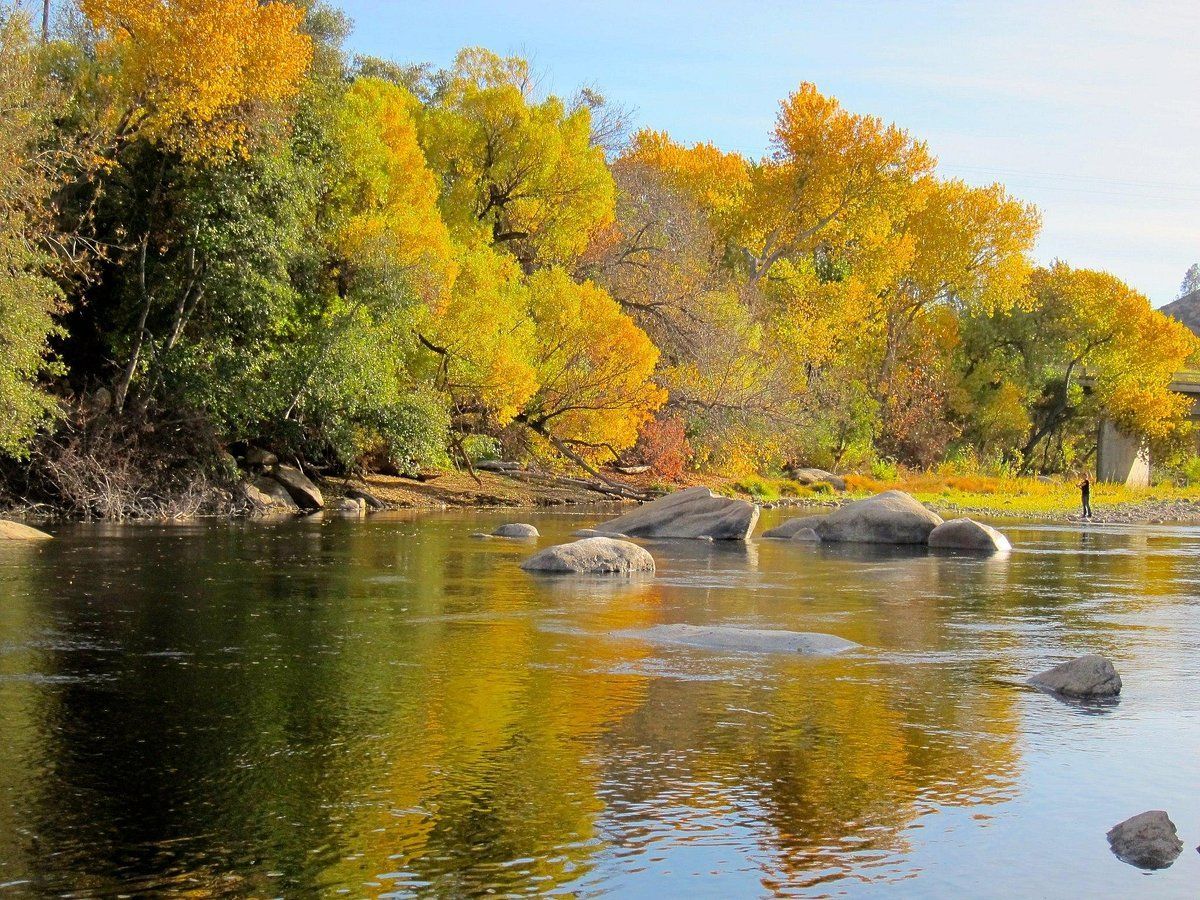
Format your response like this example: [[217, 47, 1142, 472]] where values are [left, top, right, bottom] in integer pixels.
[[1079, 474, 1092, 519]]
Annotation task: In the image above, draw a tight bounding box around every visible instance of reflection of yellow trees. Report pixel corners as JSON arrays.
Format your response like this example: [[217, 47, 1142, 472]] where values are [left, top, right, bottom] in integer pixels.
[[315, 537, 662, 894]]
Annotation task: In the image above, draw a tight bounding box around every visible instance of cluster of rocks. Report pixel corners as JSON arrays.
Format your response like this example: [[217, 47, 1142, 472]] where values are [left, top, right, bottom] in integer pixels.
[[238, 448, 384, 518], [765, 490, 1011, 552]]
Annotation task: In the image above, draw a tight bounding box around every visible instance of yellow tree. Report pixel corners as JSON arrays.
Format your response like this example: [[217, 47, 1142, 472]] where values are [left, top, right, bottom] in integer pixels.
[[516, 269, 665, 469], [418, 48, 614, 271], [1016, 263, 1198, 467], [81, 0, 312, 157]]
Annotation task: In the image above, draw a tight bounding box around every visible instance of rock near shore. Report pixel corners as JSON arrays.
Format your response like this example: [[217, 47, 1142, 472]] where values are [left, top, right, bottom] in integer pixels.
[[493, 523, 539, 539], [0, 519, 53, 541], [589, 486, 758, 540], [271, 464, 323, 511], [815, 490, 943, 545], [521, 537, 655, 575]]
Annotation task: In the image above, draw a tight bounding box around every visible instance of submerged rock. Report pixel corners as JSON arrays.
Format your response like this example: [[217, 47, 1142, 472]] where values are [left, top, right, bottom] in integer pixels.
[[0, 519, 52, 541], [271, 464, 323, 511], [493, 523, 539, 539], [572, 527, 619, 538], [1107, 811, 1183, 870], [1029, 654, 1122, 698], [791, 527, 821, 543], [617, 624, 858, 655], [589, 486, 758, 541], [928, 517, 1011, 552], [762, 515, 827, 539], [520, 537, 655, 575], [815, 490, 943, 545]]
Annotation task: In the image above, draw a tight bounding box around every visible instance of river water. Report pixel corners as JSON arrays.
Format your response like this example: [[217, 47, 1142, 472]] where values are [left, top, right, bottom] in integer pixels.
[[1, 509, 1198, 897]]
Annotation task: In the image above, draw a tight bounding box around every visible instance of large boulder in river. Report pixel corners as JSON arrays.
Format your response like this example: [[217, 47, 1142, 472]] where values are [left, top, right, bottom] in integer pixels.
[[0, 519, 52, 541], [493, 523, 539, 539], [521, 537, 655, 575], [1029, 654, 1122, 698], [762, 514, 827, 539], [815, 490, 942, 545], [928, 517, 1011, 553], [590, 486, 758, 540], [271, 464, 323, 511], [1106, 811, 1183, 870]]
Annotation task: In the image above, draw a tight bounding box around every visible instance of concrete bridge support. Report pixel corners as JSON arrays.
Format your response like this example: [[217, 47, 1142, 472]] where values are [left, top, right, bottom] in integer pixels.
[[1096, 420, 1150, 487]]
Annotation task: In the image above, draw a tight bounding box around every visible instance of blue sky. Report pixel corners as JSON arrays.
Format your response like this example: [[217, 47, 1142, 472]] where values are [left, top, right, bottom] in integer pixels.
[[339, 0, 1199, 304]]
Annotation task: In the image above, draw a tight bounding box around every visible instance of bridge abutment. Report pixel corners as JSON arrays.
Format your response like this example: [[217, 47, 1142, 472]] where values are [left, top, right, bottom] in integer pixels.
[[1096, 420, 1150, 487]]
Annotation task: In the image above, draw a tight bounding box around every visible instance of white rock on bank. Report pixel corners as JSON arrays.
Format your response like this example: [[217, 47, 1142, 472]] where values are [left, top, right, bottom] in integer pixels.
[[815, 490, 943, 545], [588, 486, 758, 541], [1107, 811, 1183, 870], [616, 624, 858, 655], [1028, 654, 1122, 698], [928, 517, 1011, 552], [520, 537, 655, 575]]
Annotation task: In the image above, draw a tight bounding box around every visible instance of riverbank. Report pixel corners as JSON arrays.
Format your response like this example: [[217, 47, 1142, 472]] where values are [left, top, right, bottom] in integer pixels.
[[7, 463, 1200, 526], [348, 468, 1200, 526]]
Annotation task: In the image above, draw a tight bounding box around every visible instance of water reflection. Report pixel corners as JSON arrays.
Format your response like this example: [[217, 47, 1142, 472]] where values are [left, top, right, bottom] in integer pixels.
[[0, 512, 1198, 895]]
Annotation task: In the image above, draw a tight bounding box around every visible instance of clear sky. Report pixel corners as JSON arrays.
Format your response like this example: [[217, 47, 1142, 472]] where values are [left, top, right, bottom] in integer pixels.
[[337, 0, 1199, 305]]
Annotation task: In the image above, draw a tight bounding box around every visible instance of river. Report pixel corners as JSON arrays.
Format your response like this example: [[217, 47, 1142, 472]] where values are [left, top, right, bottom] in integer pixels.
[[1, 509, 1198, 896]]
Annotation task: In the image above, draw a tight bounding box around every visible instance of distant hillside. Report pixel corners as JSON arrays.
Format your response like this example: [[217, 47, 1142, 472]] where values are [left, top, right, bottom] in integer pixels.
[[1161, 289, 1200, 336]]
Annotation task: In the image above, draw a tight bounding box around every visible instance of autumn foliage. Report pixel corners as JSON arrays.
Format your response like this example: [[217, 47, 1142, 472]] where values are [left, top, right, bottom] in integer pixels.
[[0, 0, 1196, 510]]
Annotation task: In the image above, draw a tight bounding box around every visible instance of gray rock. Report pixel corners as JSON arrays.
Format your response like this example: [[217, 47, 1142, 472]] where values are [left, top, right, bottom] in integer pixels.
[[791, 527, 821, 543], [271, 464, 323, 511], [573, 527, 620, 538], [493, 523, 539, 539], [617, 624, 857, 655], [244, 447, 278, 468], [520, 537, 655, 575], [0, 519, 52, 540], [928, 517, 1011, 552], [334, 497, 366, 516], [476, 460, 522, 472], [815, 490, 943, 545], [250, 477, 300, 513], [789, 467, 847, 491], [1107, 811, 1183, 870], [346, 487, 385, 510], [762, 514, 828, 539], [589, 486, 758, 540], [1029, 654, 1122, 698]]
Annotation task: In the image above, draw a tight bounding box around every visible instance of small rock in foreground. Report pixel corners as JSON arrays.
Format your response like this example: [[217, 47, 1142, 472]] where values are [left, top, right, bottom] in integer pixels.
[[493, 523, 539, 539], [521, 537, 655, 575], [928, 517, 1011, 552], [1029, 653, 1121, 698], [0, 519, 53, 541], [1107, 810, 1183, 870], [616, 623, 857, 656]]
